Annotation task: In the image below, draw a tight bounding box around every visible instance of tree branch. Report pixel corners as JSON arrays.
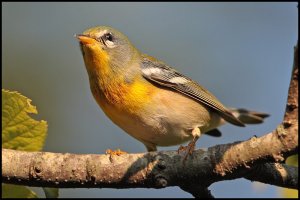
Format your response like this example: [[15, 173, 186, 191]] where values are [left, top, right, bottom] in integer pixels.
[[2, 44, 298, 196], [244, 162, 298, 189], [2, 131, 298, 190]]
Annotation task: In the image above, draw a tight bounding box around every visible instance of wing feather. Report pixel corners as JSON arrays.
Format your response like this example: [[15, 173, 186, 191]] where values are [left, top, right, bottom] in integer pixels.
[[141, 55, 245, 127]]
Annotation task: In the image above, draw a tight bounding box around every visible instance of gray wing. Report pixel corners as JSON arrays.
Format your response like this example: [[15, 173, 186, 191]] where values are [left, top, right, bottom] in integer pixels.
[[141, 55, 245, 127]]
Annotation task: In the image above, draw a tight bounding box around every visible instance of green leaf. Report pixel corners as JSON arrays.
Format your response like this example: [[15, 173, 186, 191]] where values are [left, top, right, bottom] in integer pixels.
[[285, 154, 298, 167], [43, 187, 59, 198], [2, 184, 37, 198], [281, 154, 298, 198], [2, 89, 48, 151], [282, 188, 298, 198]]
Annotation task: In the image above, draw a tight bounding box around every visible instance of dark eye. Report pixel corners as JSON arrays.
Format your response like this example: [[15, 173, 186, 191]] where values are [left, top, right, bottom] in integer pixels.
[[104, 33, 113, 41]]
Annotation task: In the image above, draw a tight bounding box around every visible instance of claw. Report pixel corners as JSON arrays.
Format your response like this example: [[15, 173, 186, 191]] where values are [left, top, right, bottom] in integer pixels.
[[177, 140, 197, 162], [177, 127, 201, 163], [105, 149, 127, 162], [105, 148, 127, 156]]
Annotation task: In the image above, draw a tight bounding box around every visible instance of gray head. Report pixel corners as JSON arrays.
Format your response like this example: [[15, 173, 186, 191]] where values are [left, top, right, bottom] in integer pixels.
[[76, 26, 139, 72]]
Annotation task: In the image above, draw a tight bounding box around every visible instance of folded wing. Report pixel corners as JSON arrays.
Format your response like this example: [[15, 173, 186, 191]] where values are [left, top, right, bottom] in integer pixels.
[[141, 55, 245, 127]]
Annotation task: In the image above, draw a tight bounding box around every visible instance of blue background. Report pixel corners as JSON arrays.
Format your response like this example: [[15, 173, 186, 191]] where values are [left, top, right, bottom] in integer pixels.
[[2, 2, 298, 198]]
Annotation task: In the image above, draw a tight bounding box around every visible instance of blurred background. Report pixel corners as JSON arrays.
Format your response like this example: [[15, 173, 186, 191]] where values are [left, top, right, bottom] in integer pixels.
[[2, 2, 298, 198]]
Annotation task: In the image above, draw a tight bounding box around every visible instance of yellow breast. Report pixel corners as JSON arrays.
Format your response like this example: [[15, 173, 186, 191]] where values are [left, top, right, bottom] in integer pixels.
[[82, 42, 156, 122], [91, 75, 157, 120]]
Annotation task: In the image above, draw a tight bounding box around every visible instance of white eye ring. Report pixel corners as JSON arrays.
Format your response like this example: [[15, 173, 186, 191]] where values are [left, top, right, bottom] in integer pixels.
[[101, 33, 116, 48], [105, 40, 116, 48]]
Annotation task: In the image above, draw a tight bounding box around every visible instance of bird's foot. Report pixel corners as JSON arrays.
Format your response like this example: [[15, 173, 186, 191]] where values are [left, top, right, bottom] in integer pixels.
[[105, 148, 127, 156], [106, 149, 127, 162], [177, 140, 196, 162]]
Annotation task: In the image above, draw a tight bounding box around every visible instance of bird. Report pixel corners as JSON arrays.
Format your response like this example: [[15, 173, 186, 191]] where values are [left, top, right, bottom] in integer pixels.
[[75, 26, 269, 157]]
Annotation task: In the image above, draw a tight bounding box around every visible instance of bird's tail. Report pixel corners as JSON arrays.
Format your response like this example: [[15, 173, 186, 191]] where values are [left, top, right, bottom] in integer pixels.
[[205, 108, 269, 137], [229, 108, 269, 124]]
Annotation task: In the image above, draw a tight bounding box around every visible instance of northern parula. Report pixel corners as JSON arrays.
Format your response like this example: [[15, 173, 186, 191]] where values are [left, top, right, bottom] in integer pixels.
[[75, 26, 268, 154]]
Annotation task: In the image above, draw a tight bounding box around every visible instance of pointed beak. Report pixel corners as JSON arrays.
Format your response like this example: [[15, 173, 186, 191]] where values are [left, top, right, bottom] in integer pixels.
[[74, 34, 96, 45]]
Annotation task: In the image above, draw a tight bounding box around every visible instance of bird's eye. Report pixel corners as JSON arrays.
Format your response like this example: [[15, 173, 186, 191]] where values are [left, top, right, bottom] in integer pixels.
[[104, 33, 113, 41], [100, 32, 116, 48]]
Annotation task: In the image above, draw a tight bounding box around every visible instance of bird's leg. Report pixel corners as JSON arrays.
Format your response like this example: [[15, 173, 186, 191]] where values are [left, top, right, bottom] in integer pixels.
[[144, 143, 157, 152], [178, 127, 201, 161]]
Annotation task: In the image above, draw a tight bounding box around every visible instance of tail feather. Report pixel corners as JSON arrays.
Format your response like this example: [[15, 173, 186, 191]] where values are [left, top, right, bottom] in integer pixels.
[[229, 108, 269, 125]]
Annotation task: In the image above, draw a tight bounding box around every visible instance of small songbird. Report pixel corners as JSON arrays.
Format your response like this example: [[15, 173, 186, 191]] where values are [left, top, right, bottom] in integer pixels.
[[75, 26, 268, 156]]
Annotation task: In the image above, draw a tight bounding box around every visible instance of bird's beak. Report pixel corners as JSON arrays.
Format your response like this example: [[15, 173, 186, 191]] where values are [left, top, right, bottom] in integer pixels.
[[74, 34, 96, 45]]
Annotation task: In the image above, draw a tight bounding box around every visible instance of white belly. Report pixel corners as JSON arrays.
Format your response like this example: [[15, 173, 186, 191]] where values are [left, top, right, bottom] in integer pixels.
[[104, 88, 223, 148]]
